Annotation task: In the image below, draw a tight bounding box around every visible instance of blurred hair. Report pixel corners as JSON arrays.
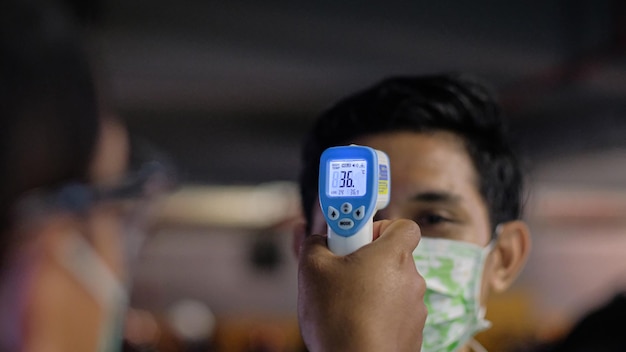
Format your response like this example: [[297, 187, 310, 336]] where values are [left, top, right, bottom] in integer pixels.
[[0, 0, 99, 260], [299, 74, 523, 236]]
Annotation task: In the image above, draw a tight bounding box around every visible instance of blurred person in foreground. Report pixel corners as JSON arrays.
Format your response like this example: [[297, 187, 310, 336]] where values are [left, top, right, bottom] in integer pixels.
[[296, 74, 532, 352], [0, 1, 427, 351], [0, 1, 145, 350]]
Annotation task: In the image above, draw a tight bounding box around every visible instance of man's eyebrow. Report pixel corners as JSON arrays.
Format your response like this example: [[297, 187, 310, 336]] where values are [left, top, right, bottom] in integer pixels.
[[409, 191, 461, 203]]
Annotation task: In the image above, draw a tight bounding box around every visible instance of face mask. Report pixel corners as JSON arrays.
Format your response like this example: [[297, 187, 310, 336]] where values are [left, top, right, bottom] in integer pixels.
[[54, 231, 129, 352], [413, 237, 494, 352]]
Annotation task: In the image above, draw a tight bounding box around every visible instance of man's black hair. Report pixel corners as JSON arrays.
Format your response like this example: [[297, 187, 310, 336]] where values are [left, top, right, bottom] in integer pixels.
[[299, 74, 523, 236]]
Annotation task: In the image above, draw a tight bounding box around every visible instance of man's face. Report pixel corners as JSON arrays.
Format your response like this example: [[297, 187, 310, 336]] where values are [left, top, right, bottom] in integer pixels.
[[311, 130, 491, 247], [310, 130, 503, 306]]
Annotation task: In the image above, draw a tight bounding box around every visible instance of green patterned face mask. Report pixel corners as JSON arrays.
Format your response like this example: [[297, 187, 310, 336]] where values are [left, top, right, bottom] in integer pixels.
[[413, 237, 494, 352]]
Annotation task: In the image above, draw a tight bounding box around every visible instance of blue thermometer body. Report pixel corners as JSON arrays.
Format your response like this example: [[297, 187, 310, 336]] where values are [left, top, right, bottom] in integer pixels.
[[319, 145, 390, 255]]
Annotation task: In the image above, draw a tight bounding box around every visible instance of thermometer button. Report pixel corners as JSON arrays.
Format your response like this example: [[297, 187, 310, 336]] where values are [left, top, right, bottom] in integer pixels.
[[341, 202, 353, 214], [353, 206, 366, 220], [338, 218, 355, 230], [327, 206, 340, 220]]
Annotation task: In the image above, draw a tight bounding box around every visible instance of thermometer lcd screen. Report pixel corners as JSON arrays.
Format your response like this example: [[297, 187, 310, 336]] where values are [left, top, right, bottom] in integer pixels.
[[327, 159, 367, 197]]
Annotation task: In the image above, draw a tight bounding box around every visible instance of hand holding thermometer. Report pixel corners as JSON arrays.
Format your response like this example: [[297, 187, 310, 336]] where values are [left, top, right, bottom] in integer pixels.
[[319, 145, 390, 255]]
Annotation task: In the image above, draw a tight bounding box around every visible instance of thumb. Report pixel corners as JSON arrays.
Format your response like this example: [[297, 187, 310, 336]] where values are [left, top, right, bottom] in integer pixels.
[[371, 219, 421, 255]]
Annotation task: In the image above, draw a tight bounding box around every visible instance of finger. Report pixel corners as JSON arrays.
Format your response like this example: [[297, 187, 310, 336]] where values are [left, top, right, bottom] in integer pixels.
[[371, 219, 390, 241], [371, 219, 421, 255]]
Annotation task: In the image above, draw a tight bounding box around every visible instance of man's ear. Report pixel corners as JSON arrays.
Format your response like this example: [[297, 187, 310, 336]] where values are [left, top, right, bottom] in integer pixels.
[[488, 220, 531, 293], [292, 218, 307, 259]]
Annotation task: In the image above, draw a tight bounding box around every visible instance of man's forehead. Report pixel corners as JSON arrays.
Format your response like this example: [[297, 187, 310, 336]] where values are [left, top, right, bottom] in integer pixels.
[[350, 131, 486, 211], [356, 131, 475, 177]]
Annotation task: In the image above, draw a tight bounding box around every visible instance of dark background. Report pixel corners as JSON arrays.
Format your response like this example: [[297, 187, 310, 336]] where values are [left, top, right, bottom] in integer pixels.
[[88, 0, 626, 187]]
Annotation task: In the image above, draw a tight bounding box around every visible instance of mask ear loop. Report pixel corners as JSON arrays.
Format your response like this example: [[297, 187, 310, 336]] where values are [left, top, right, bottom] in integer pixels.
[[53, 230, 129, 352], [485, 223, 504, 251], [476, 223, 503, 313], [474, 223, 504, 333]]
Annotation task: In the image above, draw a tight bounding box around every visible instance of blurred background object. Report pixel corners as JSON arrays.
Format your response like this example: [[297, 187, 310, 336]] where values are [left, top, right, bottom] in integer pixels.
[[166, 299, 216, 351], [84, 0, 626, 350]]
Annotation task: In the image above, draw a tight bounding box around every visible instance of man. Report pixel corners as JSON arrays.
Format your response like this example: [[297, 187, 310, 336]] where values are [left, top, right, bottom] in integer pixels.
[[0, 1, 427, 351], [296, 74, 532, 352]]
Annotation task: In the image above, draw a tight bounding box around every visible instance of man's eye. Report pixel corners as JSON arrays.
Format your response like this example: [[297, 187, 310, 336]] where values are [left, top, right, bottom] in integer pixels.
[[415, 214, 450, 226]]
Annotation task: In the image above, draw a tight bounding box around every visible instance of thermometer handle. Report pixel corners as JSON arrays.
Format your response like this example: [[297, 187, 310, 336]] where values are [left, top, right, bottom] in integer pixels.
[[327, 217, 373, 255]]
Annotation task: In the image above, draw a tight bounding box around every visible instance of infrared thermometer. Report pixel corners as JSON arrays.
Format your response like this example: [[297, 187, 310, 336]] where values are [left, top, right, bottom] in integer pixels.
[[319, 145, 390, 255]]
